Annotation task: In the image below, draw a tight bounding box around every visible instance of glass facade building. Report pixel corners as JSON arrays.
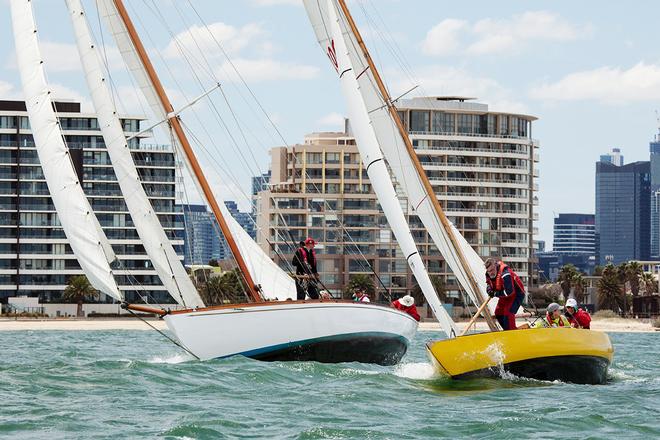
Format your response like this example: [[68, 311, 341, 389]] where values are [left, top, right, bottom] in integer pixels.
[[0, 100, 184, 303], [553, 213, 596, 255], [595, 160, 651, 265]]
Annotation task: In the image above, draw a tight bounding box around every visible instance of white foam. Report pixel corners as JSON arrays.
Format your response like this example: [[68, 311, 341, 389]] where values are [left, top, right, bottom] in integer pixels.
[[149, 353, 194, 364], [393, 362, 439, 380]]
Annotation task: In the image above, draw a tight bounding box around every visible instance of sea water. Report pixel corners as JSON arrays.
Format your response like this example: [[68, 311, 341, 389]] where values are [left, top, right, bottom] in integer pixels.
[[1, 329, 658, 439]]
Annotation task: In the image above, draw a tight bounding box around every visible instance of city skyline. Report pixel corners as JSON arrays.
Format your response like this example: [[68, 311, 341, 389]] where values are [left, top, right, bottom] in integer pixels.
[[1, 1, 659, 247]]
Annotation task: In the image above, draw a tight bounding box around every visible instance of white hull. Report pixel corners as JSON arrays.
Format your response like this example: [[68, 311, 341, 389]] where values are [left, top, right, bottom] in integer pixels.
[[164, 301, 418, 365]]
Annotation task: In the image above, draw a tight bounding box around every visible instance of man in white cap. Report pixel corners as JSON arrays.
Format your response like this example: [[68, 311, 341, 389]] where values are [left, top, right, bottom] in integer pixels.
[[564, 298, 591, 329], [534, 302, 570, 328], [392, 295, 421, 321]]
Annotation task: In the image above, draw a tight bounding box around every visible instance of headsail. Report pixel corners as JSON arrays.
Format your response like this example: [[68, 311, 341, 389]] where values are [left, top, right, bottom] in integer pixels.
[[97, 0, 295, 301], [303, 0, 456, 335], [65, 0, 205, 308], [307, 0, 494, 316], [10, 0, 121, 301]]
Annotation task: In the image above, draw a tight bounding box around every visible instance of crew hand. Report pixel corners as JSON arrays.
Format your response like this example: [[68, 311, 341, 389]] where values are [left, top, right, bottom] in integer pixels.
[[486, 287, 494, 298]]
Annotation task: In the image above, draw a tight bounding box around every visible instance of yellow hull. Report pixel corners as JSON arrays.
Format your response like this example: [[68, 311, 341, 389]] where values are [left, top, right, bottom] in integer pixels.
[[426, 328, 613, 384]]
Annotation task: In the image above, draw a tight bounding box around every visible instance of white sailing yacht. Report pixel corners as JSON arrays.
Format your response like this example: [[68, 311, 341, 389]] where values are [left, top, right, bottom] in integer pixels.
[[9, 0, 456, 365], [306, 0, 613, 384]]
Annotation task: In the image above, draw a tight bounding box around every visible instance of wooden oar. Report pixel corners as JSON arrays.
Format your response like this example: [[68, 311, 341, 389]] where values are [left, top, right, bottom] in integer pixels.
[[460, 297, 494, 336]]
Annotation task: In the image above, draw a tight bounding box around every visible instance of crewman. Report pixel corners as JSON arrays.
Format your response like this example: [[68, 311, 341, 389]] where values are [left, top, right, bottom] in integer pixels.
[[292, 238, 320, 300], [534, 302, 571, 328], [352, 288, 370, 302], [564, 298, 591, 329], [485, 258, 526, 330], [392, 295, 421, 321]]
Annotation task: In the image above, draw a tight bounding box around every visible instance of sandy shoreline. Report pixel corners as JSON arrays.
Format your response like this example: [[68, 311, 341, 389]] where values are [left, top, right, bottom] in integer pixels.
[[0, 317, 657, 333]]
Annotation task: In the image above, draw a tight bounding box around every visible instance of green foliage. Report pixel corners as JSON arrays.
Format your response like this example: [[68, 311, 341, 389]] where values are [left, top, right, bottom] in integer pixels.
[[62, 275, 98, 303], [62, 275, 98, 318], [343, 274, 376, 299], [529, 283, 562, 306], [411, 275, 446, 306], [597, 264, 623, 313], [593, 265, 604, 276], [556, 264, 587, 303], [199, 269, 249, 305], [622, 261, 643, 296], [640, 272, 658, 295]]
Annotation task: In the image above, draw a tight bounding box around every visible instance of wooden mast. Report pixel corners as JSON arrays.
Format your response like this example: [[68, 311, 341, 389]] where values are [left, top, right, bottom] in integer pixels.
[[112, 0, 262, 303], [335, 0, 499, 331]]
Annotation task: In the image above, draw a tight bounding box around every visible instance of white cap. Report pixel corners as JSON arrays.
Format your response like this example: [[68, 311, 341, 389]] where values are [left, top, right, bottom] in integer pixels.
[[399, 295, 415, 307], [566, 298, 578, 309]]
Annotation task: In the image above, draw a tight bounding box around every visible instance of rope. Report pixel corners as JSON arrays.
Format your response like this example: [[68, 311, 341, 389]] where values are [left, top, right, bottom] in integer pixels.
[[124, 306, 199, 360]]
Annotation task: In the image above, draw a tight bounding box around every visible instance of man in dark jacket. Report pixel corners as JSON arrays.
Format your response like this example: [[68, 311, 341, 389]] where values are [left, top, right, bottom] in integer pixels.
[[292, 238, 319, 299]]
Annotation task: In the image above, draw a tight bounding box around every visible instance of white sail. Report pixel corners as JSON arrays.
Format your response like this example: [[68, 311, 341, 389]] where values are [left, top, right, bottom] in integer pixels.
[[219, 202, 295, 300], [301, 0, 456, 335], [10, 0, 121, 301], [304, 0, 491, 313], [66, 0, 205, 309], [97, 0, 296, 301]]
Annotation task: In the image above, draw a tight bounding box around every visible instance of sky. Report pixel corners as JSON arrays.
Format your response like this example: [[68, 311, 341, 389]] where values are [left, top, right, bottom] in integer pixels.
[[2, 0, 660, 248]]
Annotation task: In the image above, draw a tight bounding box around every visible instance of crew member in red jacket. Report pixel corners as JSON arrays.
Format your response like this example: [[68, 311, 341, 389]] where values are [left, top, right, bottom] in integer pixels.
[[392, 295, 421, 321], [565, 298, 591, 329], [485, 258, 526, 330]]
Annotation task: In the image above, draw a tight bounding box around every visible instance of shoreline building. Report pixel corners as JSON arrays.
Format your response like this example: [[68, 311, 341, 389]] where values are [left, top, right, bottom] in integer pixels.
[[553, 213, 596, 255], [0, 99, 183, 304], [650, 132, 660, 258], [256, 96, 539, 299], [595, 155, 650, 265]]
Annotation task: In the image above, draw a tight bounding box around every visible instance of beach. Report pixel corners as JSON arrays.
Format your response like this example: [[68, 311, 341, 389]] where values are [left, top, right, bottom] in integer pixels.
[[0, 317, 656, 332]]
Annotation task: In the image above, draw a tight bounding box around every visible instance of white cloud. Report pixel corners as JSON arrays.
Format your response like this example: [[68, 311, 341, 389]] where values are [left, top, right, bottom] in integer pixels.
[[422, 11, 591, 57], [316, 112, 345, 129], [0, 80, 21, 100], [421, 19, 467, 56], [164, 22, 267, 59], [391, 65, 529, 114], [216, 58, 319, 83], [530, 62, 660, 104], [6, 41, 123, 73]]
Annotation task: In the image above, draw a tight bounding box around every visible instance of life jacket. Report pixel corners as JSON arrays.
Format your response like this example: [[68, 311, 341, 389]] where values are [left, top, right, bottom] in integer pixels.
[[543, 313, 567, 327], [486, 261, 525, 296]]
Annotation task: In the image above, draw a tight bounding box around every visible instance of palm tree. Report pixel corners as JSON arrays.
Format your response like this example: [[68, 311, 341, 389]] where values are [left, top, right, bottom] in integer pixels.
[[624, 261, 643, 296], [572, 272, 588, 304], [641, 272, 657, 295], [200, 269, 248, 305], [62, 275, 98, 317], [411, 275, 447, 306], [343, 274, 376, 299], [557, 264, 580, 298], [597, 264, 623, 313]]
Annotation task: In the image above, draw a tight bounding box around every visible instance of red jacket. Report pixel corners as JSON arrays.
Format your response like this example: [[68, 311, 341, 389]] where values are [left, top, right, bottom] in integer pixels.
[[392, 300, 421, 322], [567, 308, 591, 329], [486, 261, 525, 315]]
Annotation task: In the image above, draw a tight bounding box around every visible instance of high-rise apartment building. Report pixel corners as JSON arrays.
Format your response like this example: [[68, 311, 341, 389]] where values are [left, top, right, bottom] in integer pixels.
[[595, 158, 651, 265], [256, 97, 539, 299], [0, 100, 183, 303], [553, 213, 596, 255]]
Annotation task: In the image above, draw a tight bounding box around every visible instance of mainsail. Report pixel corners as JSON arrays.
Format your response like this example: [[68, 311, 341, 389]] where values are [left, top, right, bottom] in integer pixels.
[[65, 0, 205, 309], [305, 0, 494, 317], [97, 0, 295, 300], [10, 0, 121, 301], [304, 0, 456, 335]]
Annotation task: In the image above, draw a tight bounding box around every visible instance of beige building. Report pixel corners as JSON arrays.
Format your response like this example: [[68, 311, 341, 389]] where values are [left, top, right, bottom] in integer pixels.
[[255, 96, 539, 302]]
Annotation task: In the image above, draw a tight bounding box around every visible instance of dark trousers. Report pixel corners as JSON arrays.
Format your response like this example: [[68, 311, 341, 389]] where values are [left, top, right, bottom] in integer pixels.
[[495, 292, 524, 330], [295, 280, 306, 300]]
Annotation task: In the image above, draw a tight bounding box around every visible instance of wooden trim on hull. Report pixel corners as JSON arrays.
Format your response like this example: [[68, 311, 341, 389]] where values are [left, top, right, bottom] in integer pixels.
[[164, 299, 400, 315], [240, 332, 409, 366]]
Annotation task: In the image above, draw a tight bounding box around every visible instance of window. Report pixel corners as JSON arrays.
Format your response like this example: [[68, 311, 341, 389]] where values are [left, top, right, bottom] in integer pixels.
[[410, 111, 430, 132]]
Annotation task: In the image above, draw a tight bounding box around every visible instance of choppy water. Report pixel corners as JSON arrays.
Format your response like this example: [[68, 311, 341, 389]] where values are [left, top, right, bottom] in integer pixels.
[[1, 329, 658, 439]]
